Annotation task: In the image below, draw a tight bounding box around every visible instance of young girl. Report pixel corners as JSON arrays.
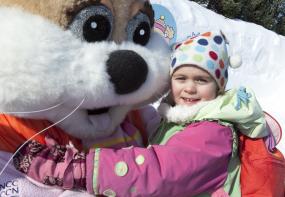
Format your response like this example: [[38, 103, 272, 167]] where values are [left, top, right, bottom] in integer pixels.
[[13, 31, 272, 196]]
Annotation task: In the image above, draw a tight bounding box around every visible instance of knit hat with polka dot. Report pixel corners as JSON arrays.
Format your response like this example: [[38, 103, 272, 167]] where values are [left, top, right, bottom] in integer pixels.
[[171, 31, 241, 91]]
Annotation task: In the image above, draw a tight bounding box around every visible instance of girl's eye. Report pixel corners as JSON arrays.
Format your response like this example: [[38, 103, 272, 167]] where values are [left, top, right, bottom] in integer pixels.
[[175, 77, 186, 81], [195, 78, 208, 83]]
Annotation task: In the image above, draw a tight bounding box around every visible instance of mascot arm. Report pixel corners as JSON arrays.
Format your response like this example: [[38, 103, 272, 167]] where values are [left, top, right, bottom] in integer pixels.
[[13, 121, 232, 196]]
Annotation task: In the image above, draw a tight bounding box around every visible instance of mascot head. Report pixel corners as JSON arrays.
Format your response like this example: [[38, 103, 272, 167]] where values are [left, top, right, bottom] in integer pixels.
[[0, 0, 170, 140]]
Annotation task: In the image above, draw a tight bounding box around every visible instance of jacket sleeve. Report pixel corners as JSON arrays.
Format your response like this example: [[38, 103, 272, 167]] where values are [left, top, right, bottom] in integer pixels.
[[13, 121, 233, 196], [87, 121, 233, 196]]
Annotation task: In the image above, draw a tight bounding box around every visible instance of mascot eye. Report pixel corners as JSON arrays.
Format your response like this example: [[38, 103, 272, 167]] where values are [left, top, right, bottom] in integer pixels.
[[69, 5, 113, 42], [126, 12, 151, 46]]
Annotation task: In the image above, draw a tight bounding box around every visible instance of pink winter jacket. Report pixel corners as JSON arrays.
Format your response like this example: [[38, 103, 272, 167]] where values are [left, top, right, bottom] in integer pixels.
[[14, 120, 232, 197]]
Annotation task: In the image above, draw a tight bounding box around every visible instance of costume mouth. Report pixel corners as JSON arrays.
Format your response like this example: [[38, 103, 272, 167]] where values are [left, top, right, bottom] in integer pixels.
[[87, 107, 110, 115]]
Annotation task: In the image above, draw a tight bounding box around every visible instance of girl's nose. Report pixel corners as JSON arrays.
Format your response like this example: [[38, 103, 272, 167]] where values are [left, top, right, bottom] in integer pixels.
[[184, 82, 196, 94]]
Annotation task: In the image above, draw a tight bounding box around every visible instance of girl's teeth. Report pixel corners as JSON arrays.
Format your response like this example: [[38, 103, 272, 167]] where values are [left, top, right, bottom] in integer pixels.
[[183, 98, 199, 102]]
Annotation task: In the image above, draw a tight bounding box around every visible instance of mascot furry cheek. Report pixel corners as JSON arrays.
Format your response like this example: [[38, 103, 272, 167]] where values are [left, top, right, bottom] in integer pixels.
[[0, 0, 170, 151]]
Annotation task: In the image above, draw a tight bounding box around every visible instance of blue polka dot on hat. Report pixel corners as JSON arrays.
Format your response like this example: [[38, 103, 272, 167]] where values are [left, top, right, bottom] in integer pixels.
[[171, 31, 242, 91]]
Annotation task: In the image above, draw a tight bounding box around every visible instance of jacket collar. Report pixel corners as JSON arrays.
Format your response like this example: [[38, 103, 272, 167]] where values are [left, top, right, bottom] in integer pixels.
[[157, 101, 211, 123]]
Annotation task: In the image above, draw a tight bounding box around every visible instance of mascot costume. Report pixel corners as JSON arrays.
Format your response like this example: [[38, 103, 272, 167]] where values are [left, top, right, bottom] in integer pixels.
[[0, 0, 285, 196], [0, 0, 170, 196]]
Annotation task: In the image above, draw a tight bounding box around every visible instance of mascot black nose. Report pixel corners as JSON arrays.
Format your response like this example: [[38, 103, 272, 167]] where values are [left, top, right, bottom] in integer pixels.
[[106, 50, 148, 94]]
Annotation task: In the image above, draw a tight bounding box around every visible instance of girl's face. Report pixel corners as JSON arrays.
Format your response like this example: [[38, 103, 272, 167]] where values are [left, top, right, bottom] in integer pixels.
[[171, 65, 218, 106]]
